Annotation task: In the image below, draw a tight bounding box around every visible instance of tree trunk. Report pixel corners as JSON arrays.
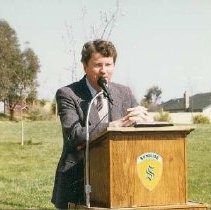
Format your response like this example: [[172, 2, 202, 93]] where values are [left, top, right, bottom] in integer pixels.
[[4, 99, 6, 114], [9, 108, 15, 121]]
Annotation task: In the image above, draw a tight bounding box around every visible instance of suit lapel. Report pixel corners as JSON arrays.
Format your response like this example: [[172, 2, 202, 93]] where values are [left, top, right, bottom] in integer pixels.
[[108, 84, 123, 121], [76, 76, 100, 126], [89, 102, 100, 126], [77, 77, 127, 125]]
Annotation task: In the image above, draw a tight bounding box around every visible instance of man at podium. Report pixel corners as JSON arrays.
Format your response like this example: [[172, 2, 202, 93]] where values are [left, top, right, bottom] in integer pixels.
[[51, 39, 152, 209]]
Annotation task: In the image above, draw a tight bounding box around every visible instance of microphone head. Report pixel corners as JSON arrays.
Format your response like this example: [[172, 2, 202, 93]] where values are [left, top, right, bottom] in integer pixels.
[[97, 77, 107, 87], [97, 77, 113, 104]]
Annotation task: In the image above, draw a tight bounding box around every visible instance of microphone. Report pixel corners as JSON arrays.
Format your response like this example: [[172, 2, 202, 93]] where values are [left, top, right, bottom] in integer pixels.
[[97, 77, 113, 104]]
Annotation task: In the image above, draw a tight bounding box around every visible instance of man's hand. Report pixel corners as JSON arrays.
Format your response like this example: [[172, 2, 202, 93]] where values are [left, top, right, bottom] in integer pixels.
[[109, 106, 153, 127]]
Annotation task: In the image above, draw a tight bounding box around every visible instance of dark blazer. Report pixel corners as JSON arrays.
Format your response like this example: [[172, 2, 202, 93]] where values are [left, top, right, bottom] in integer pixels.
[[51, 76, 138, 208]]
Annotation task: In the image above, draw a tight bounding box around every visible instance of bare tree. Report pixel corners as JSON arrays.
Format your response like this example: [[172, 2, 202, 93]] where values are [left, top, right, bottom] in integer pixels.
[[63, 0, 123, 83], [63, 23, 78, 82], [90, 0, 122, 40]]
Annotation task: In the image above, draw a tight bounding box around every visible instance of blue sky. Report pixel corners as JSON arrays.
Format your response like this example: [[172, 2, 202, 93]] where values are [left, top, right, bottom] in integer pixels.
[[1, 0, 211, 102]]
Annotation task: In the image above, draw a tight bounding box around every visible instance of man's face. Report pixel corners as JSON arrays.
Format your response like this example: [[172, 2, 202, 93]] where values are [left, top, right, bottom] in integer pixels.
[[84, 52, 115, 92]]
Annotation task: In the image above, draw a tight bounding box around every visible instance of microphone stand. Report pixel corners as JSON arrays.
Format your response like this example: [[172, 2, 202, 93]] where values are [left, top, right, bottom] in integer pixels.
[[85, 90, 103, 208]]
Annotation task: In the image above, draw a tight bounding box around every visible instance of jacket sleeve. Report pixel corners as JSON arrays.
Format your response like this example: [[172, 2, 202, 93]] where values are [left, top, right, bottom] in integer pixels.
[[127, 86, 138, 108], [118, 85, 139, 117], [56, 87, 108, 151]]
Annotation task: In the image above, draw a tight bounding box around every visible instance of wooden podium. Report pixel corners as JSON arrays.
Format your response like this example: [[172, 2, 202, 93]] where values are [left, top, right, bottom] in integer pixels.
[[78, 126, 208, 210]]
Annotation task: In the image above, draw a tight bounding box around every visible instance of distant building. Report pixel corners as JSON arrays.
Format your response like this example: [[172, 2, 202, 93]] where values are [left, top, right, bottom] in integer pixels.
[[0, 102, 4, 113], [159, 92, 211, 124], [160, 91, 211, 113]]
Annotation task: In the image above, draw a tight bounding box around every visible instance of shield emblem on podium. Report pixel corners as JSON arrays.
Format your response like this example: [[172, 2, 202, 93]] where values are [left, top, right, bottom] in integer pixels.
[[137, 152, 163, 191]]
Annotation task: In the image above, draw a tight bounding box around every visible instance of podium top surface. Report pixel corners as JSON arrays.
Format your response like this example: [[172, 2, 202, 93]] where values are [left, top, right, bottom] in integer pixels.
[[106, 125, 195, 132], [90, 125, 195, 142]]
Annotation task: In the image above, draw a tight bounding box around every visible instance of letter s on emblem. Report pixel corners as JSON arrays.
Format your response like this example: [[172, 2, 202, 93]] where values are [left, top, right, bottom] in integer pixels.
[[137, 152, 163, 191]]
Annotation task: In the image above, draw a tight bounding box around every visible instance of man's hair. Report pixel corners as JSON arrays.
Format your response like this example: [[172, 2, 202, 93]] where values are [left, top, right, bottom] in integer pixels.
[[81, 39, 117, 65]]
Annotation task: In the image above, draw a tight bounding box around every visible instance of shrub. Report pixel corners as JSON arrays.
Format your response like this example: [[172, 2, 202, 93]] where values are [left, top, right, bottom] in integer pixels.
[[26, 105, 53, 121], [192, 114, 210, 124], [39, 99, 47, 107], [0, 113, 9, 121], [154, 110, 171, 122], [51, 100, 56, 115]]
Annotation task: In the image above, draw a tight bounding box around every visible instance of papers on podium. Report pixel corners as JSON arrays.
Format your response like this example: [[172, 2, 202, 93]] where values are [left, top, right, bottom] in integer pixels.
[[134, 121, 174, 127]]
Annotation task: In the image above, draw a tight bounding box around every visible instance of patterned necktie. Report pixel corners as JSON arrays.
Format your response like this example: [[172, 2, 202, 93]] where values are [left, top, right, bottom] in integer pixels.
[[96, 95, 108, 122], [96, 95, 103, 111]]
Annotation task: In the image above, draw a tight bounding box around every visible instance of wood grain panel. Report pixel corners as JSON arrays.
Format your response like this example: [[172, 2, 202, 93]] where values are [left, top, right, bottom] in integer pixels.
[[109, 132, 186, 208], [89, 136, 110, 206], [88, 127, 194, 208]]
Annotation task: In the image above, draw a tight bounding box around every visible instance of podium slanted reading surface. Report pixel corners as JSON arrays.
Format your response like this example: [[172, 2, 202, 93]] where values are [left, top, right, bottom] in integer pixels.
[[79, 126, 208, 210]]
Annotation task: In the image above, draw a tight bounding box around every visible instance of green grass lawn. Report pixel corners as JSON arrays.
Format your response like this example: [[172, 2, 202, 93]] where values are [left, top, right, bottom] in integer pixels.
[[0, 121, 210, 209], [187, 124, 211, 206], [0, 121, 62, 209]]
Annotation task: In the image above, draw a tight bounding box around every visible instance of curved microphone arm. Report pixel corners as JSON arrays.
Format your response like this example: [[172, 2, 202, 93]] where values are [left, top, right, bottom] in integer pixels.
[[85, 90, 103, 208]]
